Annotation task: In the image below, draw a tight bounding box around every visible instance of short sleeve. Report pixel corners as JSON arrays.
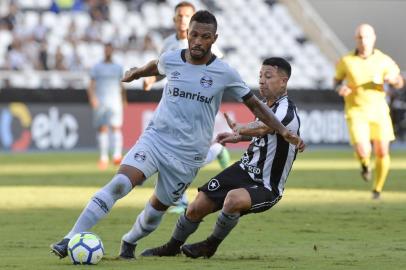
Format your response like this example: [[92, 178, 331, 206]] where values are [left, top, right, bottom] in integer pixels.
[[157, 51, 169, 75], [335, 57, 346, 81], [225, 68, 252, 102], [383, 55, 400, 79]]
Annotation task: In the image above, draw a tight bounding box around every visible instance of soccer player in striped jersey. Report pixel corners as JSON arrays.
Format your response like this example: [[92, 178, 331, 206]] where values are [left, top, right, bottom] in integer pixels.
[[140, 57, 304, 258]]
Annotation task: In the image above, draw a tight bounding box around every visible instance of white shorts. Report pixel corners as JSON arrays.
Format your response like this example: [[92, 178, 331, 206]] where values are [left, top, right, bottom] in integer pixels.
[[121, 137, 200, 206], [93, 105, 123, 128]]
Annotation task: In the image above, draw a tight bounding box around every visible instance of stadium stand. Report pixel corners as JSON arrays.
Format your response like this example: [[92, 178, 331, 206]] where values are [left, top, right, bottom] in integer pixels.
[[0, 0, 335, 89]]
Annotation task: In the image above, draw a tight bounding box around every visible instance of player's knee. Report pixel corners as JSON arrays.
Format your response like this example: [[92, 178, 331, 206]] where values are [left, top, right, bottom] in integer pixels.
[[223, 191, 245, 213], [185, 202, 201, 221]]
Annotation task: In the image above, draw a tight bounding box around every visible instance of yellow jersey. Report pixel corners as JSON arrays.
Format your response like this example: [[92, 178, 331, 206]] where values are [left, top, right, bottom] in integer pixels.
[[335, 49, 400, 115]]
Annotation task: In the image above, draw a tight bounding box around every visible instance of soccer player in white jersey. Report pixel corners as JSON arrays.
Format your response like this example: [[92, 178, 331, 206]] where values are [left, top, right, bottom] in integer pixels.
[[50, 11, 304, 260], [144, 2, 230, 215], [140, 57, 302, 258], [87, 43, 126, 170]]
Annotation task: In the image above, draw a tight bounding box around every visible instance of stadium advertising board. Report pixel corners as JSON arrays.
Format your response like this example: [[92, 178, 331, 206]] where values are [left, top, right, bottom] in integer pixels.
[[0, 103, 94, 151], [0, 102, 349, 152]]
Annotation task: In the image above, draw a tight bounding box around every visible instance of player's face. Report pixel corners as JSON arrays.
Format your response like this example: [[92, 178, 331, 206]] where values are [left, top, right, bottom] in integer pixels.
[[104, 45, 113, 59], [187, 21, 217, 59], [259, 65, 288, 100], [355, 26, 376, 54], [174, 6, 194, 32]]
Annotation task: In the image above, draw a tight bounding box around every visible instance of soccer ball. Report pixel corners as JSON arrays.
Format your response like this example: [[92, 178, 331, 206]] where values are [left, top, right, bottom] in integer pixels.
[[67, 232, 104, 265]]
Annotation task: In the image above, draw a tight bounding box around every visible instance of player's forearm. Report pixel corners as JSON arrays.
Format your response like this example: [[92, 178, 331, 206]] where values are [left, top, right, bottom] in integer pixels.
[[134, 60, 160, 78], [123, 60, 160, 82], [245, 96, 288, 136], [391, 75, 404, 89], [238, 121, 271, 137]]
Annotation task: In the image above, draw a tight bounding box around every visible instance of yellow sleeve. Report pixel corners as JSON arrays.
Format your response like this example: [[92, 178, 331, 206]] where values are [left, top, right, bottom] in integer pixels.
[[335, 58, 346, 81], [383, 55, 400, 78]]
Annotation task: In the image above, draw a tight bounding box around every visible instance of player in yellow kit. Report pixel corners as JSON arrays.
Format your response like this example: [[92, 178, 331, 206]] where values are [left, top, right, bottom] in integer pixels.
[[334, 24, 404, 199]]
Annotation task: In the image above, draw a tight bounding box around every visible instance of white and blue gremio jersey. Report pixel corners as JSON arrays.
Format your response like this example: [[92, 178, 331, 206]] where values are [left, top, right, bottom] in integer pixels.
[[161, 33, 223, 58], [90, 62, 123, 107], [141, 49, 252, 166]]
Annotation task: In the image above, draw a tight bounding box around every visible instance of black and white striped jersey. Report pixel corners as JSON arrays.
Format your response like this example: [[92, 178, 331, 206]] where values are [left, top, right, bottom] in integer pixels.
[[239, 95, 300, 197]]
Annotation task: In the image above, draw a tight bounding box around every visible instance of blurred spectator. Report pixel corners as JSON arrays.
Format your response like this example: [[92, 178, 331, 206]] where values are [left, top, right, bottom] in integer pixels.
[[83, 19, 102, 42], [65, 21, 82, 44], [53, 45, 67, 70], [141, 33, 158, 53], [67, 42, 84, 71], [38, 41, 49, 70], [6, 36, 28, 70], [31, 14, 49, 43], [1, 1, 20, 31]]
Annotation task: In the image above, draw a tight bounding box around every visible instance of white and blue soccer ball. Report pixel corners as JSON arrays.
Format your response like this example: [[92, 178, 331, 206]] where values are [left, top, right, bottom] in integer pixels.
[[67, 232, 104, 265]]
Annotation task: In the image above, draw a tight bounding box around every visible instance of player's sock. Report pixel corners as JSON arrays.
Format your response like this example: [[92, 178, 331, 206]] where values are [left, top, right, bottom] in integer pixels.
[[112, 130, 123, 161], [359, 156, 370, 169], [373, 155, 390, 193], [122, 202, 165, 245], [211, 211, 240, 241], [65, 174, 132, 239], [217, 147, 231, 169], [98, 132, 109, 162], [172, 214, 201, 242], [203, 143, 224, 166]]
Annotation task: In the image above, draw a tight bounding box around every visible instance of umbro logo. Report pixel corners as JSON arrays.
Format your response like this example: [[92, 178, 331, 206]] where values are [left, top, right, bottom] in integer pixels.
[[208, 178, 220, 191], [171, 71, 181, 79]]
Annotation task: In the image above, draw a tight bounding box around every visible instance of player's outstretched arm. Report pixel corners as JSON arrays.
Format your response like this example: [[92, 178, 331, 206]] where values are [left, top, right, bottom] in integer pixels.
[[243, 95, 305, 152], [122, 60, 160, 83]]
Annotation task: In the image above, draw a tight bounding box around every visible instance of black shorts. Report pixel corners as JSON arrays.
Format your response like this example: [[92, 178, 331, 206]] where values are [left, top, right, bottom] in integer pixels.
[[198, 162, 281, 215]]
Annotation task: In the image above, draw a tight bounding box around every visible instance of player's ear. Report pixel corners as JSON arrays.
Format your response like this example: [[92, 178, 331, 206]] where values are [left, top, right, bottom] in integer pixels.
[[213, 33, 218, 43]]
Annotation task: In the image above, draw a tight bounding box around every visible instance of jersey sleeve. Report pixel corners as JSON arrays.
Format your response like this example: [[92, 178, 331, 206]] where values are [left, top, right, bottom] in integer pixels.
[[157, 51, 169, 75], [334, 57, 346, 81], [383, 55, 400, 79], [225, 68, 253, 102]]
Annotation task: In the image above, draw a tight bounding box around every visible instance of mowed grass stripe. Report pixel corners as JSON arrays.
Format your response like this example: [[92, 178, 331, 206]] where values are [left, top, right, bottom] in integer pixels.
[[1, 159, 405, 175], [1, 186, 405, 210]]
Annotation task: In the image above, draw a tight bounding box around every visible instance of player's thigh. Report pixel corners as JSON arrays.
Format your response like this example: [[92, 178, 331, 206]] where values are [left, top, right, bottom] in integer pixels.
[[346, 116, 370, 145], [370, 114, 395, 145], [155, 153, 200, 207], [241, 186, 281, 216], [223, 188, 252, 213], [108, 106, 123, 128], [121, 138, 159, 185], [198, 162, 252, 212], [93, 106, 109, 128]]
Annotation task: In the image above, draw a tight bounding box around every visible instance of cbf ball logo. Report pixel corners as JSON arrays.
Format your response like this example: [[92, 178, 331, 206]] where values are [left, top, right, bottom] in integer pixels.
[[200, 75, 213, 88], [134, 151, 146, 162], [0, 103, 32, 151], [208, 178, 220, 191]]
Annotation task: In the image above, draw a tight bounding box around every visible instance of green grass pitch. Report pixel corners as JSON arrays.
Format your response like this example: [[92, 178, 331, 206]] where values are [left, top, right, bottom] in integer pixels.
[[1, 148, 405, 269]]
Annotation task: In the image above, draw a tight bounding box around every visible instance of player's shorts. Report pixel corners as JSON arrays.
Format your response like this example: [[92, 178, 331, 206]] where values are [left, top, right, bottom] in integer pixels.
[[346, 109, 395, 145], [198, 162, 281, 216], [122, 136, 200, 206], [93, 105, 123, 128]]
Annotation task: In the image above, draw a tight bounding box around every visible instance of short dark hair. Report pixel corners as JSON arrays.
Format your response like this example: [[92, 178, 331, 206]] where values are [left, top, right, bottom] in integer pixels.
[[175, 1, 195, 12], [190, 10, 217, 32], [262, 57, 291, 78]]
